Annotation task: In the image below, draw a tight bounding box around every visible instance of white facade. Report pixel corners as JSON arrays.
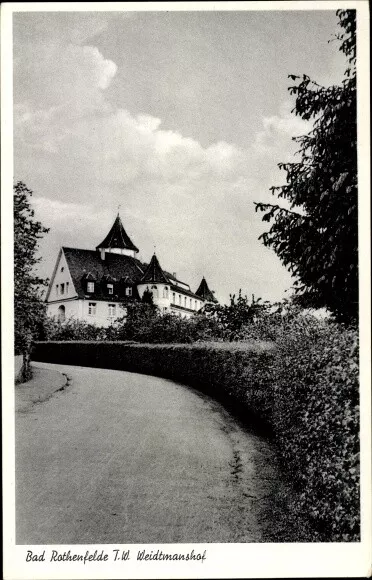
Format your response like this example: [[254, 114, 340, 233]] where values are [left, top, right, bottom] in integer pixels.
[[47, 298, 127, 327], [47, 251, 77, 303], [45, 215, 215, 326], [137, 282, 204, 319], [46, 249, 128, 326]]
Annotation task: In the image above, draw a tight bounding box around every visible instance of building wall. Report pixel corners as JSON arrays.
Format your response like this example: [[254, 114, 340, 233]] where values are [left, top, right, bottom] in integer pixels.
[[102, 248, 136, 258], [47, 299, 81, 322], [47, 250, 206, 325], [48, 251, 77, 302], [81, 300, 126, 327], [47, 299, 126, 327], [137, 283, 204, 316]]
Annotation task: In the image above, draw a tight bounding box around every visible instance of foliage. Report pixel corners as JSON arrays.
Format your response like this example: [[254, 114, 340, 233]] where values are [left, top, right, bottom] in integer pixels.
[[271, 318, 359, 540], [42, 317, 119, 341], [141, 287, 154, 305], [34, 317, 359, 541], [14, 181, 49, 357], [43, 292, 322, 345], [205, 290, 270, 340], [111, 300, 221, 343], [255, 10, 357, 323], [114, 300, 158, 341]]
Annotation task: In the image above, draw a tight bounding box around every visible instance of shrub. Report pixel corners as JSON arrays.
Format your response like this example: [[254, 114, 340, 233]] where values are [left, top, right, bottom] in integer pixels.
[[33, 319, 359, 541], [272, 319, 359, 540], [43, 317, 118, 341]]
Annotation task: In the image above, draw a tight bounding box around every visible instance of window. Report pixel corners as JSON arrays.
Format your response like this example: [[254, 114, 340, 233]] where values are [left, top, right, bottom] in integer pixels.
[[66, 282, 69, 294], [88, 302, 96, 316], [107, 283, 114, 295], [172, 292, 175, 303], [184, 297, 187, 307], [195, 300, 197, 309], [125, 287, 132, 297], [56, 284, 59, 295], [108, 304, 116, 318], [87, 282, 95, 293], [60, 267, 64, 273], [151, 285, 158, 298], [163, 287, 169, 299], [60, 283, 65, 295], [57, 305, 65, 322], [179, 295, 181, 306], [190, 299, 192, 309]]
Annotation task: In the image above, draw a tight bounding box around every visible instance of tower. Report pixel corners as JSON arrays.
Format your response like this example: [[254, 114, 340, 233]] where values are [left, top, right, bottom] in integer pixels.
[[137, 253, 171, 312], [96, 214, 139, 259]]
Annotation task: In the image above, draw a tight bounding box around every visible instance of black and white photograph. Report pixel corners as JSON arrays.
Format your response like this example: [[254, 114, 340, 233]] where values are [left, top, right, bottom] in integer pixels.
[[2, 1, 371, 578]]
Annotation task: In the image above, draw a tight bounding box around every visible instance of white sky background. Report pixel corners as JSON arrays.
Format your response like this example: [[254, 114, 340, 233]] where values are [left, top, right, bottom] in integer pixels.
[[13, 9, 347, 304]]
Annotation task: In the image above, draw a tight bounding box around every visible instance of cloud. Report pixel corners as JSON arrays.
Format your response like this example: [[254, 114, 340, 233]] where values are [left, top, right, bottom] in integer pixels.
[[14, 42, 117, 113], [253, 101, 312, 156], [13, 12, 128, 48], [14, 26, 296, 304]]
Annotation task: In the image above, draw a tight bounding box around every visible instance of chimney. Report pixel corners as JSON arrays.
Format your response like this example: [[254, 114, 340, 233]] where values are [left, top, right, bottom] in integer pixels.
[[173, 272, 177, 279], [100, 248, 105, 261]]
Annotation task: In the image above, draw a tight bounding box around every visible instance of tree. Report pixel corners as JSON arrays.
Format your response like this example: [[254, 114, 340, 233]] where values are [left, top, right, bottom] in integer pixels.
[[141, 287, 154, 305], [255, 10, 357, 323], [207, 290, 268, 340], [117, 300, 158, 341], [14, 181, 49, 364]]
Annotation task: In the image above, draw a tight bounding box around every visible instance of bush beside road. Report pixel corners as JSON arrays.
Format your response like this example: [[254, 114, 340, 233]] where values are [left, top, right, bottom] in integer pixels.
[[33, 323, 359, 542]]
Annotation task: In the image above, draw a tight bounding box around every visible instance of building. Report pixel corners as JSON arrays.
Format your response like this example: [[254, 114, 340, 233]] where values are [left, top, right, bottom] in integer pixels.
[[46, 214, 217, 326]]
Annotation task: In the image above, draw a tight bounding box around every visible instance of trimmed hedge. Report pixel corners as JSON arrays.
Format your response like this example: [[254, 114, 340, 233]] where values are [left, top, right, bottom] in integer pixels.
[[32, 326, 359, 542]]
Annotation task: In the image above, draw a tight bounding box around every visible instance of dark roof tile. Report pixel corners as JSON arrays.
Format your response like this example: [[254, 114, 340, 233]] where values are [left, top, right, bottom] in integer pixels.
[[96, 215, 139, 253], [63, 247, 144, 300], [195, 277, 218, 303], [140, 253, 169, 284]]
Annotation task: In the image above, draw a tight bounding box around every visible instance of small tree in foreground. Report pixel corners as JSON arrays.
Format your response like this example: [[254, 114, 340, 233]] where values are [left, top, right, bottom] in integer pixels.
[[14, 181, 49, 372], [255, 10, 357, 323]]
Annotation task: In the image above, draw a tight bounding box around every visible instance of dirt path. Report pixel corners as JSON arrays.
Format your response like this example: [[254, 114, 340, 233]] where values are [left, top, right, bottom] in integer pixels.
[[16, 363, 307, 544]]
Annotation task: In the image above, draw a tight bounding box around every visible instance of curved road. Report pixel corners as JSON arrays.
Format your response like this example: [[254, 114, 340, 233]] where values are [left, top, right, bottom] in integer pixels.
[[16, 363, 305, 544]]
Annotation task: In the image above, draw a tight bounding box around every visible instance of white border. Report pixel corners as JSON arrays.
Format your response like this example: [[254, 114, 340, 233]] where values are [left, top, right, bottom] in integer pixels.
[[2, 2, 371, 579]]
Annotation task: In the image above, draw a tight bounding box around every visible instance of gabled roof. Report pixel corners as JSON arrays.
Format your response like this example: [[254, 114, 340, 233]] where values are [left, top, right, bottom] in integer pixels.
[[195, 277, 218, 303], [61, 247, 144, 300], [96, 214, 139, 253], [140, 253, 169, 284]]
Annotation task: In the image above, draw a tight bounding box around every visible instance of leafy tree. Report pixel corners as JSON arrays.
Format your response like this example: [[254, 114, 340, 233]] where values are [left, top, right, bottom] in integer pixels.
[[255, 10, 357, 323], [14, 181, 49, 366], [207, 290, 268, 340], [117, 300, 158, 341], [142, 287, 154, 305]]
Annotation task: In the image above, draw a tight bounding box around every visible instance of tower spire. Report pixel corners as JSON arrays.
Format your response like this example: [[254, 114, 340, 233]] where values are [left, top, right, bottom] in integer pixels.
[[140, 253, 169, 284], [96, 213, 139, 257]]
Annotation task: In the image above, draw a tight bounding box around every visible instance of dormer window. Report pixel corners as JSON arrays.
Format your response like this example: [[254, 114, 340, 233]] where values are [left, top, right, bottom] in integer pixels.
[[87, 281, 95, 293], [107, 283, 114, 295]]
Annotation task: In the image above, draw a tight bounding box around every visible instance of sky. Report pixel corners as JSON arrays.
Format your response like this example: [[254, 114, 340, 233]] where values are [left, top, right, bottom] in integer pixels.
[[13, 8, 347, 305]]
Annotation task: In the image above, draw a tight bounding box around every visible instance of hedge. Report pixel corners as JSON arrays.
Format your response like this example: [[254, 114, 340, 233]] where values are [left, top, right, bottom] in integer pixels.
[[32, 326, 359, 542]]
